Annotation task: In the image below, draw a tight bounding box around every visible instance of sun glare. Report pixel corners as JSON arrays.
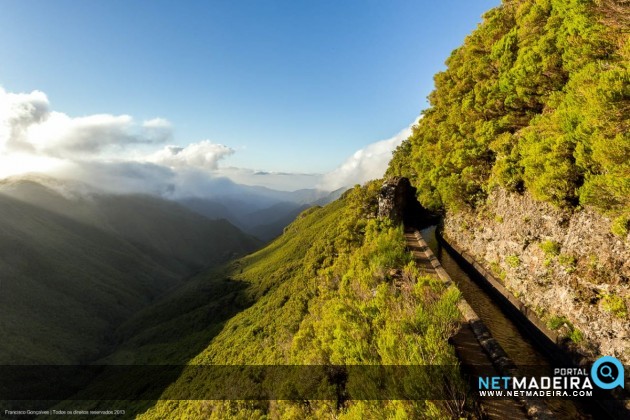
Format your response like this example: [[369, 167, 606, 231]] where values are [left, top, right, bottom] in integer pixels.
[[0, 153, 65, 178]]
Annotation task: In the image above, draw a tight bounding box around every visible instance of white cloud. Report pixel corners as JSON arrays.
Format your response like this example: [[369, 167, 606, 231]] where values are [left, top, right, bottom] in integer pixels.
[[318, 120, 417, 190], [143, 118, 171, 129], [52, 160, 177, 196], [0, 87, 50, 152], [0, 87, 171, 158], [147, 140, 235, 171], [0, 87, 418, 198]]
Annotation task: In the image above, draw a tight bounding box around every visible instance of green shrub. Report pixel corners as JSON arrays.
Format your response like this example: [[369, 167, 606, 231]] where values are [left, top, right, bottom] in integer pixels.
[[386, 0, 628, 224], [611, 215, 629, 238]]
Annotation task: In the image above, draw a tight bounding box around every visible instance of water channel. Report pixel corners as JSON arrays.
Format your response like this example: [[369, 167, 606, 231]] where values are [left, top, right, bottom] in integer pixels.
[[419, 226, 604, 419]]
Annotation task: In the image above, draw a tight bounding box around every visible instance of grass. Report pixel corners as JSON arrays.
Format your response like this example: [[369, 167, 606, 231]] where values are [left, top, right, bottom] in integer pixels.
[[55, 183, 470, 418]]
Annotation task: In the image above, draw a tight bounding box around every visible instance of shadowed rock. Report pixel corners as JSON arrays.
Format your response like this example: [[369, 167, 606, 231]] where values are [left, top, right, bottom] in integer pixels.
[[378, 177, 437, 227]]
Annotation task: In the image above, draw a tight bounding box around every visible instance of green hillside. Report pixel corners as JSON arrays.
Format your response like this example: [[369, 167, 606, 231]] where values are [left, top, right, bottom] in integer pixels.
[[0, 178, 259, 364], [52, 183, 466, 418], [387, 0, 629, 233]]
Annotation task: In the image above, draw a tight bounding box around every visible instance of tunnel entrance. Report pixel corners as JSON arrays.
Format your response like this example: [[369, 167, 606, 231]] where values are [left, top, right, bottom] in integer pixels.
[[377, 177, 438, 228]]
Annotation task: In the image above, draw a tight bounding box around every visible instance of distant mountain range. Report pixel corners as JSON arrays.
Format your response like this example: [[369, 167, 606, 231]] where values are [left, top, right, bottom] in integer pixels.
[[179, 185, 345, 241], [0, 175, 261, 364], [0, 174, 345, 364]]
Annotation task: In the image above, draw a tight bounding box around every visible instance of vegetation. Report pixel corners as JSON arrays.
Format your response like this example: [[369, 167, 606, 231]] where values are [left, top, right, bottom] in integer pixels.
[[135, 183, 467, 418], [0, 178, 259, 364], [558, 253, 577, 273], [387, 0, 629, 231], [547, 315, 584, 343], [505, 254, 521, 268], [55, 183, 469, 418], [539, 239, 561, 256], [600, 293, 628, 318]]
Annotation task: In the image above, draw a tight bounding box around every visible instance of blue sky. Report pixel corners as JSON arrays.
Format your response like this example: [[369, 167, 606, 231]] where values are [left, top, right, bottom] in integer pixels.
[[0, 0, 499, 189]]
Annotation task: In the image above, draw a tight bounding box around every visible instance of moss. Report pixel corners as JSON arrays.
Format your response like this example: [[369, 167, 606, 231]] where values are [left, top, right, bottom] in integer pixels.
[[601, 294, 628, 319], [547, 315, 584, 343], [505, 255, 521, 268], [539, 240, 561, 256], [569, 328, 584, 344], [547, 315, 569, 330], [587, 254, 599, 269], [558, 254, 577, 273]]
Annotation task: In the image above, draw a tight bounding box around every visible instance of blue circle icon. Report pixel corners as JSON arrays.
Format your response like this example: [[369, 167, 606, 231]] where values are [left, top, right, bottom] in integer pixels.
[[591, 356, 625, 390]]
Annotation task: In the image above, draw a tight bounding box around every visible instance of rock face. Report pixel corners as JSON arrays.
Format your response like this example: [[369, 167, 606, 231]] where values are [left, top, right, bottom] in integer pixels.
[[442, 188, 630, 364], [378, 177, 436, 227]]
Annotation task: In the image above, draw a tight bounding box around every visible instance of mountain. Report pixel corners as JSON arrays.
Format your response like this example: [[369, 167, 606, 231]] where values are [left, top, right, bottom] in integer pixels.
[[178, 185, 348, 240], [51, 183, 464, 418], [386, 0, 629, 361], [0, 175, 260, 364]]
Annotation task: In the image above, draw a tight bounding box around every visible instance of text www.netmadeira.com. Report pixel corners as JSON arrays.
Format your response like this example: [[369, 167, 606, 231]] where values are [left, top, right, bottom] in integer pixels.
[[479, 390, 593, 397]]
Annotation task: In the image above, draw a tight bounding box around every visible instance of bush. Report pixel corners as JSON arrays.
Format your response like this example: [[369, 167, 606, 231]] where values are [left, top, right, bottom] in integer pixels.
[[611, 215, 629, 237]]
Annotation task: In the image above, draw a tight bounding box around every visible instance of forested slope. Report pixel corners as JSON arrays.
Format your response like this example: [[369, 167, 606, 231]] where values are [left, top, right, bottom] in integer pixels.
[[387, 0, 628, 234], [387, 0, 629, 360]]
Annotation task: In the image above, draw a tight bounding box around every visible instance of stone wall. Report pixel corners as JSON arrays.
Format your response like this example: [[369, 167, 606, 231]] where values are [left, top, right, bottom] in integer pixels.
[[442, 188, 630, 364]]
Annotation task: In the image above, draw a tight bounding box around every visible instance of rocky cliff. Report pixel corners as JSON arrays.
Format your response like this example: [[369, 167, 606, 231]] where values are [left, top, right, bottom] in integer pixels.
[[441, 188, 630, 364]]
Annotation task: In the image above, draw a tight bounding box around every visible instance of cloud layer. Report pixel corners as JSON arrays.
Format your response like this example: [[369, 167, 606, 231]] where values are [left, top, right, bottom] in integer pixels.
[[1, 87, 414, 195], [0, 88, 175, 158], [147, 141, 234, 171], [318, 121, 416, 190]]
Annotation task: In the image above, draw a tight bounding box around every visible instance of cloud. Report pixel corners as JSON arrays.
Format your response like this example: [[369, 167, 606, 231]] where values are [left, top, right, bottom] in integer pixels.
[[215, 167, 322, 191], [0, 87, 50, 152], [0, 87, 171, 158], [147, 140, 235, 171], [51, 160, 177, 196], [0, 86, 418, 198], [318, 120, 418, 190]]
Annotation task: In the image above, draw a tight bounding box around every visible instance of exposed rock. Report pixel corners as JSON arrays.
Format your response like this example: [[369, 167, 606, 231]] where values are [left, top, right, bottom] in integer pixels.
[[378, 177, 436, 227], [442, 188, 630, 363]]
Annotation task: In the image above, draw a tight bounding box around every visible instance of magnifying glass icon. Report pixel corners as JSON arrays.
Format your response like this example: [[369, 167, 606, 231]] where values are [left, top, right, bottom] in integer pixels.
[[599, 365, 614, 379]]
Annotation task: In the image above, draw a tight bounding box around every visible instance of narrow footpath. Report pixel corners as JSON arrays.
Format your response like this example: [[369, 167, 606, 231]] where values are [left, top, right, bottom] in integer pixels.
[[404, 229, 530, 419]]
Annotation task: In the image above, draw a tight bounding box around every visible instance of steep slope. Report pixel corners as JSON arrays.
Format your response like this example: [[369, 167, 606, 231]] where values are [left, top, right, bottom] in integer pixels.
[[386, 0, 629, 360], [54, 183, 466, 418], [0, 177, 260, 364], [178, 186, 346, 241], [0, 194, 178, 364], [242, 201, 310, 241]]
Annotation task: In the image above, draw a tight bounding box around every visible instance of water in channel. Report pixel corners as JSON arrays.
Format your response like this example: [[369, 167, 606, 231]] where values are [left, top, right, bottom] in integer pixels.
[[419, 226, 595, 419]]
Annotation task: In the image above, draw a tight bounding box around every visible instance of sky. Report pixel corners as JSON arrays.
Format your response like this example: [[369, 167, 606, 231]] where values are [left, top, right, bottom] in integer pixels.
[[0, 0, 499, 193]]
